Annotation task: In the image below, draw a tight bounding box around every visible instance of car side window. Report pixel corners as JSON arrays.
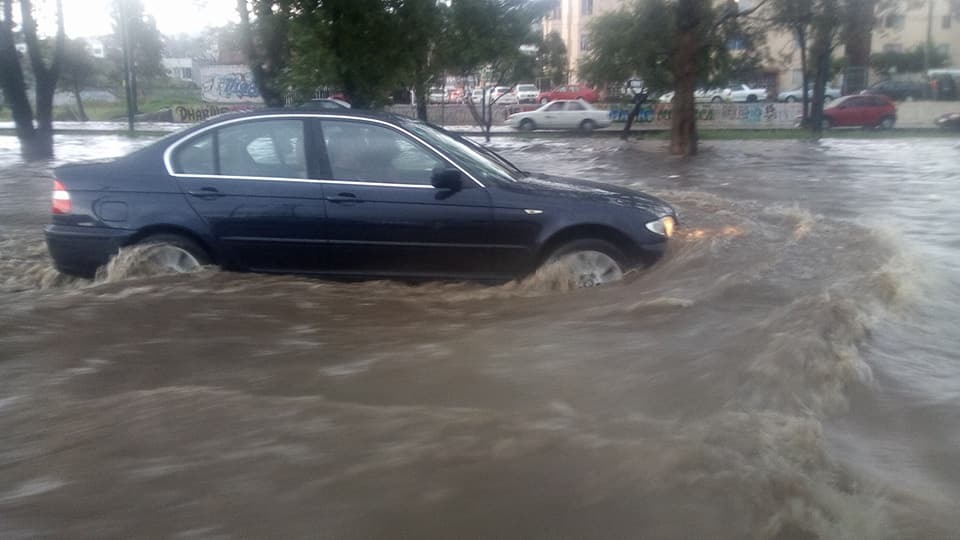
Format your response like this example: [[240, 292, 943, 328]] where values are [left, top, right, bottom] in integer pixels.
[[174, 132, 215, 174], [566, 101, 585, 111], [545, 102, 566, 112], [569, 86, 579, 93], [320, 120, 444, 185], [218, 120, 307, 179]]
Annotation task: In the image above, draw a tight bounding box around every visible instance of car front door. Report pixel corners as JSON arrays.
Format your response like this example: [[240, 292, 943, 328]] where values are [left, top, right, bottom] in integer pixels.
[[316, 118, 496, 280], [539, 101, 567, 128], [171, 117, 327, 271]]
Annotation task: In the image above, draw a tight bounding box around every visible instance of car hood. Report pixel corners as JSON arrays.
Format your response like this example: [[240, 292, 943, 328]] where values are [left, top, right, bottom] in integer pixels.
[[503, 173, 675, 216]]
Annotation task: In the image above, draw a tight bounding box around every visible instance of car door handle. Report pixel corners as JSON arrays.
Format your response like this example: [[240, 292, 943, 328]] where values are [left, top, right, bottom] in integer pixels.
[[328, 192, 362, 204], [187, 187, 224, 199]]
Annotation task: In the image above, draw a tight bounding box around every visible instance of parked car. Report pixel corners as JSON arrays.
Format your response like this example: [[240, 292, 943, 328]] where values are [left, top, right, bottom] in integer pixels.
[[819, 94, 897, 129], [506, 99, 612, 132], [489, 86, 519, 105], [428, 88, 446, 104], [514, 83, 540, 104], [468, 88, 488, 103], [861, 79, 929, 101], [935, 112, 960, 130], [726, 84, 767, 102], [537, 84, 600, 104], [45, 110, 677, 286], [777, 85, 842, 102], [658, 88, 730, 104], [297, 98, 350, 110]]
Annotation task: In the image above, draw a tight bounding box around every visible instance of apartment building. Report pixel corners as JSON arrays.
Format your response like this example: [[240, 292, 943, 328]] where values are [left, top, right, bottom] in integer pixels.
[[544, 0, 960, 91]]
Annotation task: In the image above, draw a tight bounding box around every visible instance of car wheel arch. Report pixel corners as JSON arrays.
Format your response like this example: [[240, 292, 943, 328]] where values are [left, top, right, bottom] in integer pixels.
[[125, 225, 217, 263], [538, 224, 639, 267]]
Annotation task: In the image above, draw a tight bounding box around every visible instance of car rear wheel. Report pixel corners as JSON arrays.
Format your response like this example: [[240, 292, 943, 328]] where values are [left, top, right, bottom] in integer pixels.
[[878, 116, 895, 130], [823, 95, 833, 103], [785, 96, 797, 102], [746, 94, 758, 102], [711, 96, 723, 103], [579, 119, 597, 133], [133, 233, 210, 274], [821, 117, 833, 130], [545, 239, 627, 288], [540, 97, 549, 104], [519, 118, 536, 132]]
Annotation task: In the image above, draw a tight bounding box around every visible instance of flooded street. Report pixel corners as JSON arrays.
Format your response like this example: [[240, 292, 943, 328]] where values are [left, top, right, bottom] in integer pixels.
[[1, 132, 959, 538]]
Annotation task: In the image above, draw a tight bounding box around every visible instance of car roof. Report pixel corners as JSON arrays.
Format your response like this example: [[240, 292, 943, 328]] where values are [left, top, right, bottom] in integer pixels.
[[173, 108, 415, 138]]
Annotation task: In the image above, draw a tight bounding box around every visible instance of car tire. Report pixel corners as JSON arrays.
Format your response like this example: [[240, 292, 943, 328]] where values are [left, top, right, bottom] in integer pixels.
[[519, 118, 536, 132], [746, 94, 758, 102], [785, 96, 797, 102], [878, 116, 895, 130], [711, 96, 723, 103], [540, 97, 549, 104], [579, 119, 597, 133], [821, 117, 833, 130], [544, 239, 628, 288], [133, 233, 211, 273]]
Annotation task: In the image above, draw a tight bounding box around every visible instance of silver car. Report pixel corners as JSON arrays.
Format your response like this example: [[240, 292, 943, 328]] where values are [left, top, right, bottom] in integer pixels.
[[506, 99, 611, 132], [777, 85, 842, 102]]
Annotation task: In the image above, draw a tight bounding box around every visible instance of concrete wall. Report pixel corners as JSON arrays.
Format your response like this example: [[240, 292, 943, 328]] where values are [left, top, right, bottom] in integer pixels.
[[387, 101, 957, 129]]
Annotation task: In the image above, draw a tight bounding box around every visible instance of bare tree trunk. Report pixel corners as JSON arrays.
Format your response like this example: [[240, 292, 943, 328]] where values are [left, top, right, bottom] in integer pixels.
[[237, 0, 287, 107], [810, 42, 832, 136], [73, 79, 88, 122], [414, 67, 428, 121], [670, 23, 699, 156], [798, 27, 810, 123], [0, 0, 65, 159]]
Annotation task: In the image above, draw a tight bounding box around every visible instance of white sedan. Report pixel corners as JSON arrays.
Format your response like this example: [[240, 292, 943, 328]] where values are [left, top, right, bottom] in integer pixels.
[[506, 99, 611, 132], [659, 88, 731, 103], [726, 84, 767, 102]]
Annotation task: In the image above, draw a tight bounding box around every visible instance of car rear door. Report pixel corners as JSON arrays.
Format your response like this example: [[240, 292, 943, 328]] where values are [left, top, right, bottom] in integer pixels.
[[170, 117, 327, 271], [315, 118, 496, 280]]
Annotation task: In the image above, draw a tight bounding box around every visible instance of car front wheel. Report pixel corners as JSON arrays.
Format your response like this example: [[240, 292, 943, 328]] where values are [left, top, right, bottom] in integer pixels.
[[785, 96, 797, 102], [821, 117, 833, 130], [519, 118, 536, 132], [878, 116, 895, 130], [544, 239, 627, 288], [711, 96, 723, 103], [540, 97, 549, 104]]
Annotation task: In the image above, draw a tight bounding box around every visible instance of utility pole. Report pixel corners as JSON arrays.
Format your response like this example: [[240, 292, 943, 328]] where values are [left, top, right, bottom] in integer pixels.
[[118, 0, 135, 133], [923, 0, 934, 74]]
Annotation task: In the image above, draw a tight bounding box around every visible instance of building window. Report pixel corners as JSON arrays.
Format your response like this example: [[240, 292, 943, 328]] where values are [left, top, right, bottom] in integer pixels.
[[884, 14, 905, 30], [882, 43, 903, 53], [581, 0, 593, 16], [182, 67, 192, 79], [580, 32, 590, 51], [943, 15, 951, 29]]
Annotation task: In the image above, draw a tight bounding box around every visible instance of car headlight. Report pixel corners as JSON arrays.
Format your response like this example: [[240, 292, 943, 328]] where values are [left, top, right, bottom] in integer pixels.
[[645, 215, 676, 238]]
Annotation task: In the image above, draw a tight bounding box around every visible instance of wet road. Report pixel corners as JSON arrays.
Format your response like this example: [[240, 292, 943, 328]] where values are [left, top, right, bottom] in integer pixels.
[[1, 133, 959, 538]]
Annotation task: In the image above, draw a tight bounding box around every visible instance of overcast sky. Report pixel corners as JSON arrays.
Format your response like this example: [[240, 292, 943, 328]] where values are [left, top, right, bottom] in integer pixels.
[[37, 0, 239, 38]]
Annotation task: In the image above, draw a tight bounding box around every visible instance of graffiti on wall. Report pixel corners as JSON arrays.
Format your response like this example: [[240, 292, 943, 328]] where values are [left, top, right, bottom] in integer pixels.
[[606, 102, 801, 128], [173, 104, 257, 123], [199, 65, 262, 103]]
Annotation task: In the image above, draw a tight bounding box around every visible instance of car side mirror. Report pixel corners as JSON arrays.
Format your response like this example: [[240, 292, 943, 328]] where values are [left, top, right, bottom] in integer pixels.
[[431, 168, 463, 191]]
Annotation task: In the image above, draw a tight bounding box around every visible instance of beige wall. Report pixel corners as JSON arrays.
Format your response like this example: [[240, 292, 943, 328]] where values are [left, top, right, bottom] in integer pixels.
[[544, 0, 960, 89]]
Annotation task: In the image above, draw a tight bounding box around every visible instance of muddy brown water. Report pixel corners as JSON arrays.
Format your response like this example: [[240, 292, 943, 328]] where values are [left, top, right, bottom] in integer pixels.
[[1, 133, 959, 539]]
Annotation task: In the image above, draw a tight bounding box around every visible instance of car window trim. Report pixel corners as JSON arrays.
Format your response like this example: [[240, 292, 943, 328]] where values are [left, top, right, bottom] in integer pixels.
[[168, 173, 435, 189], [163, 113, 485, 188]]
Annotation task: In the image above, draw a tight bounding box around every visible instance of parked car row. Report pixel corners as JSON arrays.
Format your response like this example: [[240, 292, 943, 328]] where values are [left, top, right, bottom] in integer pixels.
[[658, 85, 768, 104]]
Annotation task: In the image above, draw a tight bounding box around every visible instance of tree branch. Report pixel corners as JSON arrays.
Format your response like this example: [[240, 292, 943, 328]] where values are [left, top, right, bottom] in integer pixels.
[[714, 0, 773, 28]]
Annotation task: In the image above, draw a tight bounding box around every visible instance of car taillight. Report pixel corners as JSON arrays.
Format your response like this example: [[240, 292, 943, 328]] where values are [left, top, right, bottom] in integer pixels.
[[52, 179, 71, 214]]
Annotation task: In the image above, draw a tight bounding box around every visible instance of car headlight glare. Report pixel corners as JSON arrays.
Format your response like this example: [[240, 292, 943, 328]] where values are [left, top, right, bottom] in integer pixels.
[[645, 215, 676, 238]]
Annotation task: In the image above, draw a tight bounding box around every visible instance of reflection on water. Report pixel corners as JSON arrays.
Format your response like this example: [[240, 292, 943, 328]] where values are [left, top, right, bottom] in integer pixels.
[[1, 135, 960, 538]]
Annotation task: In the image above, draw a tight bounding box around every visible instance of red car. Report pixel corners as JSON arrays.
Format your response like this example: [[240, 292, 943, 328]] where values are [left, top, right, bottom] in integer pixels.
[[821, 95, 897, 129], [537, 84, 600, 104]]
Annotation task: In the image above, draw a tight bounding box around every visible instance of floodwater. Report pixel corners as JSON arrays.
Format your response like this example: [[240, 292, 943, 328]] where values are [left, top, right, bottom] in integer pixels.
[[1, 132, 959, 539]]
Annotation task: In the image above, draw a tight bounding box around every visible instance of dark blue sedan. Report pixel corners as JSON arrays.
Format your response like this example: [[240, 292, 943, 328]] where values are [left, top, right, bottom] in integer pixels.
[[45, 110, 677, 286]]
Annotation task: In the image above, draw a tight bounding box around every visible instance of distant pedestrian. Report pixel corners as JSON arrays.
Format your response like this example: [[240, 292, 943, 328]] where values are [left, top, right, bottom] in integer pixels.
[[621, 79, 649, 140]]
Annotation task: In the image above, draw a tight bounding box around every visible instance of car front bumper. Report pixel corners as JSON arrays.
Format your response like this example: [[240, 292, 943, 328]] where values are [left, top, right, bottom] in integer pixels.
[[45, 224, 134, 277]]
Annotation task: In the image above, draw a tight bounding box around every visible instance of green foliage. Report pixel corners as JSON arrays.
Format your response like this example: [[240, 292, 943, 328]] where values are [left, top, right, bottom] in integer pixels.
[[538, 31, 568, 87], [578, 0, 765, 92], [870, 44, 950, 74], [59, 38, 100, 92], [112, 0, 165, 80]]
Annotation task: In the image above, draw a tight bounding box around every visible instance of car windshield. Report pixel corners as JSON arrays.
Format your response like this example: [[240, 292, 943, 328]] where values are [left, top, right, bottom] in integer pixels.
[[400, 120, 525, 183], [825, 96, 852, 109]]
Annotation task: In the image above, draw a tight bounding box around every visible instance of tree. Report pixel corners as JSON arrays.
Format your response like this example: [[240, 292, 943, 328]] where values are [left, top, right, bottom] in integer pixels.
[[112, 0, 164, 112], [444, 0, 545, 141], [771, 0, 814, 121], [580, 0, 766, 155], [0, 0, 65, 159], [396, 0, 446, 121], [538, 31, 568, 88], [841, 0, 874, 93], [870, 43, 950, 73], [236, 0, 293, 107], [60, 38, 99, 122]]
